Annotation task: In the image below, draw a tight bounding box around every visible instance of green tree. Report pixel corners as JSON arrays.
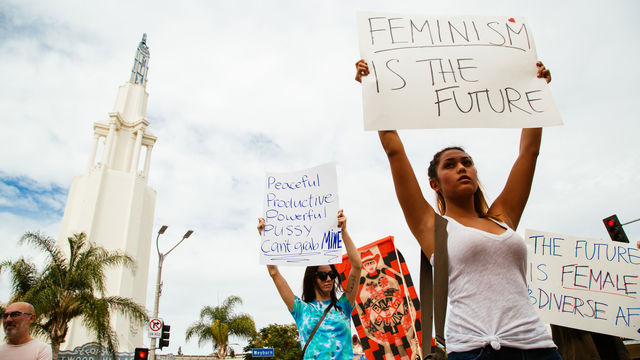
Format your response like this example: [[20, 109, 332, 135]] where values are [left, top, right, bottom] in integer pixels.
[[185, 295, 256, 359], [0, 232, 148, 360], [243, 323, 302, 360]]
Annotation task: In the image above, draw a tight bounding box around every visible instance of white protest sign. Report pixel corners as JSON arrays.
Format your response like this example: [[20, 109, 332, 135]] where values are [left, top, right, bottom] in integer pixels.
[[525, 229, 640, 340], [261, 163, 342, 266], [357, 13, 563, 130]]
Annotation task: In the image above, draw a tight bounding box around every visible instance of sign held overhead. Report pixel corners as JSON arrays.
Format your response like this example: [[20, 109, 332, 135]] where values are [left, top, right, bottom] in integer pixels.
[[357, 13, 563, 130]]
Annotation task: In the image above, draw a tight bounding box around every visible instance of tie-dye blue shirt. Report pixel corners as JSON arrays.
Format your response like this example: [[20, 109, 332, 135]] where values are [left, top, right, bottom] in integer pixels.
[[291, 294, 354, 359]]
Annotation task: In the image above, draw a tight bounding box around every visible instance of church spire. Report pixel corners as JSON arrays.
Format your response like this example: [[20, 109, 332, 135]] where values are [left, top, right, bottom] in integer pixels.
[[130, 33, 150, 85]]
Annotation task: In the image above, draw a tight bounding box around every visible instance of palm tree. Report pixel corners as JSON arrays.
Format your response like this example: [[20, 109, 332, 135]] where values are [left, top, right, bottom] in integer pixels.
[[0, 231, 148, 360], [186, 296, 256, 358]]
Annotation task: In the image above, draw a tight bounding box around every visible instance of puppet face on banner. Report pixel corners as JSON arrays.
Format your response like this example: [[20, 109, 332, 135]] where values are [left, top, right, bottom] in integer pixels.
[[361, 250, 380, 276], [363, 260, 377, 275]]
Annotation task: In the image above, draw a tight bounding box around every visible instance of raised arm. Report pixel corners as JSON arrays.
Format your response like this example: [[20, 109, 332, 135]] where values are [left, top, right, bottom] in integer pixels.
[[356, 59, 437, 256], [258, 218, 295, 311], [489, 62, 551, 229], [378, 130, 436, 257], [337, 210, 362, 306]]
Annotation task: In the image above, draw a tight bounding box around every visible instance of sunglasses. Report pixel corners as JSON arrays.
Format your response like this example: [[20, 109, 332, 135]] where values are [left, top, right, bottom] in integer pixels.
[[1, 311, 33, 319], [316, 270, 338, 281]]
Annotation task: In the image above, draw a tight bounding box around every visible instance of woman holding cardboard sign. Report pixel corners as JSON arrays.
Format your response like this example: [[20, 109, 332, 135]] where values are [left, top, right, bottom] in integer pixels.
[[257, 210, 362, 360], [356, 60, 562, 360]]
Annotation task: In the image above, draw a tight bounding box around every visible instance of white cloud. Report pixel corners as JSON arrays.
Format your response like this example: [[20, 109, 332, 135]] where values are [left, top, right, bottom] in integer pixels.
[[1, 0, 639, 355]]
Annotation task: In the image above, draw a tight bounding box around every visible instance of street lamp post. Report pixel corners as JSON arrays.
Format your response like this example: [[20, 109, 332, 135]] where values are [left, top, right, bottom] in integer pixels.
[[150, 226, 194, 360]]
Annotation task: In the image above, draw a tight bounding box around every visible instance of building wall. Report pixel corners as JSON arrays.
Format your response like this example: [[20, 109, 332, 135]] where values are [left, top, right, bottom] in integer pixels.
[[59, 138, 156, 351]]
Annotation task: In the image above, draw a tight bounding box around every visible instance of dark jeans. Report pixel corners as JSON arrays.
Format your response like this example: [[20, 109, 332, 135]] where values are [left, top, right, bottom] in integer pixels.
[[448, 346, 562, 360]]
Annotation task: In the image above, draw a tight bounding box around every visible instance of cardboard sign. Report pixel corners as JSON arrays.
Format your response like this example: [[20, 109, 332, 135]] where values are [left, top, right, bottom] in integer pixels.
[[260, 163, 341, 266], [336, 236, 422, 359], [357, 13, 563, 130], [526, 229, 640, 340]]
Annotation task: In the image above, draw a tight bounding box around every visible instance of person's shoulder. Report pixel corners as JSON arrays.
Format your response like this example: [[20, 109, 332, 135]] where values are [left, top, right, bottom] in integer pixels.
[[32, 338, 47, 344], [34, 338, 50, 348], [32, 339, 52, 360], [337, 293, 354, 311], [337, 293, 349, 303], [290, 295, 305, 314], [28, 339, 51, 352]]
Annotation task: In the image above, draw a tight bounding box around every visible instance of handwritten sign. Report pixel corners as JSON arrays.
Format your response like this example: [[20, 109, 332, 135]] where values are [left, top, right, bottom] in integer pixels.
[[525, 229, 640, 340], [357, 13, 563, 130], [261, 163, 341, 266]]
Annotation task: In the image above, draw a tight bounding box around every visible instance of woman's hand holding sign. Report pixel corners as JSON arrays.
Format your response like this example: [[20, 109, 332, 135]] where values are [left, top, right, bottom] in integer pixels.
[[537, 61, 551, 83], [355, 59, 369, 83], [257, 218, 277, 274]]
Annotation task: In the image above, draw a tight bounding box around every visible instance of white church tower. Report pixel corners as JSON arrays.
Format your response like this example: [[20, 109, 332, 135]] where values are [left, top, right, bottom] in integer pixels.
[[58, 34, 157, 351]]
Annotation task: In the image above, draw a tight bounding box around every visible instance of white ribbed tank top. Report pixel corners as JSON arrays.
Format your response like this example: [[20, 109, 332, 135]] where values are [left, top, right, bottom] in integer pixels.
[[442, 216, 556, 353]]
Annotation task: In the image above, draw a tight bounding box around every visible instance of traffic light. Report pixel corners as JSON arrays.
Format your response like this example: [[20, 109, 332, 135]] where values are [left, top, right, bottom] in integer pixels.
[[603, 214, 629, 243], [134, 348, 149, 360], [159, 324, 171, 349]]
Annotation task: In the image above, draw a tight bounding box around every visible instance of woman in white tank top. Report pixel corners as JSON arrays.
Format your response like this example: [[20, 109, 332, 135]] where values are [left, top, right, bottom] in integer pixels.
[[355, 60, 562, 360]]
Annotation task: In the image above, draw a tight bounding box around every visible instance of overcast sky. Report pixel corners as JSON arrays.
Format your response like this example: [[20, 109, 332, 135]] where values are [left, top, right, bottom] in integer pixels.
[[1, 0, 639, 355]]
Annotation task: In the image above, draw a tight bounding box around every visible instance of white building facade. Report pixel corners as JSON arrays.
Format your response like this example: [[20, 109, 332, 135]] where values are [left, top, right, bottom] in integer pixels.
[[58, 34, 157, 351]]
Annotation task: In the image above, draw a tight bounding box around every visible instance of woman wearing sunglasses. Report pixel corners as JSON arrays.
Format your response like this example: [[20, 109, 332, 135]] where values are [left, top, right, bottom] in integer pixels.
[[257, 209, 362, 359]]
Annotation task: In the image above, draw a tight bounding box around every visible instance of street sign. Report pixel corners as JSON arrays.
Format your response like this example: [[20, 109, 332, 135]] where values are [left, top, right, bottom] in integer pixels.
[[149, 318, 163, 338], [252, 348, 274, 357]]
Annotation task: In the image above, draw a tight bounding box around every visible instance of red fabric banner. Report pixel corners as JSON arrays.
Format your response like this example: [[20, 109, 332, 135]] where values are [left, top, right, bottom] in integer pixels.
[[336, 236, 422, 360]]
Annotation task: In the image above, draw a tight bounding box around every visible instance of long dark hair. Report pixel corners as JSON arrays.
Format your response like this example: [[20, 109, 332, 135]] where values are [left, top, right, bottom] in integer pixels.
[[427, 146, 494, 219], [302, 265, 342, 303]]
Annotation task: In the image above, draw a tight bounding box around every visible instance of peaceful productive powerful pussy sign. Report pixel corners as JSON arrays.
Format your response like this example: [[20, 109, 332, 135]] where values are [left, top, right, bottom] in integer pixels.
[[260, 163, 342, 266], [357, 12, 563, 130]]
